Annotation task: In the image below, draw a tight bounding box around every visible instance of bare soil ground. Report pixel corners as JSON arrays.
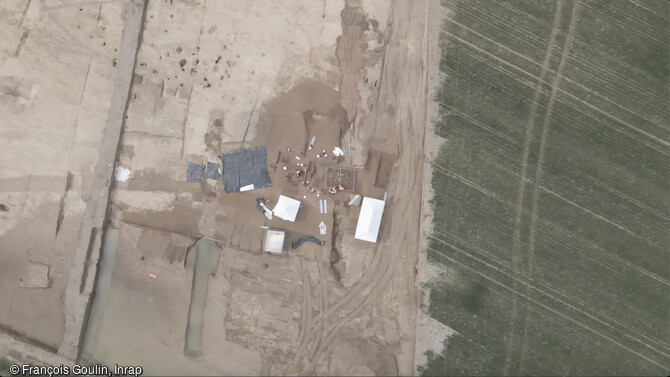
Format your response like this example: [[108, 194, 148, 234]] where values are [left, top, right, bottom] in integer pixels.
[[0, 0, 431, 374], [95, 0, 429, 374], [414, 1, 454, 372], [0, 0, 129, 350]]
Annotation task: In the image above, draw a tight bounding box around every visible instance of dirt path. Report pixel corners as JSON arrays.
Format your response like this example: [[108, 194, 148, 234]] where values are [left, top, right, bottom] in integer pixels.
[[287, 0, 430, 374], [296, 259, 312, 353], [58, 0, 145, 360], [502, 1, 563, 372], [518, 1, 580, 370]]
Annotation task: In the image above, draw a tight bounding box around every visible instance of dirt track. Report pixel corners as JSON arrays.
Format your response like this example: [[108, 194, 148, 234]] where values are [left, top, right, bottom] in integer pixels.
[[288, 0, 429, 374], [1, 0, 432, 374], [59, 0, 145, 360]]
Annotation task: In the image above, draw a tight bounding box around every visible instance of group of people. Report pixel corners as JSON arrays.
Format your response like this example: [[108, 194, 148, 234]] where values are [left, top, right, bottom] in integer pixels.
[[328, 184, 345, 195]]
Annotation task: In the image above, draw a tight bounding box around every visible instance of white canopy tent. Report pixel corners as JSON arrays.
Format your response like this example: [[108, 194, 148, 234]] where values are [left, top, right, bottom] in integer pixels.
[[273, 195, 301, 222], [354, 197, 385, 243], [264, 228, 286, 254]]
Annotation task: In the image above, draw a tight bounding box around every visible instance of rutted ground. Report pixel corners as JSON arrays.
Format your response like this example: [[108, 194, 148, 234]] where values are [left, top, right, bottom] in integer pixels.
[[1, 0, 431, 373], [418, 0, 669, 375], [81, 0, 428, 375]]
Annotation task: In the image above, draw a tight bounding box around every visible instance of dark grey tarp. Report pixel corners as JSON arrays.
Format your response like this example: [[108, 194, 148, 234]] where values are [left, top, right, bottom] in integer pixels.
[[291, 236, 326, 249], [186, 162, 205, 182], [206, 161, 221, 180], [218, 147, 272, 193]]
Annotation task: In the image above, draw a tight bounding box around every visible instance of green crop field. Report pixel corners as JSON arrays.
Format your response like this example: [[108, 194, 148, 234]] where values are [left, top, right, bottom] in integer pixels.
[[421, 0, 669, 375]]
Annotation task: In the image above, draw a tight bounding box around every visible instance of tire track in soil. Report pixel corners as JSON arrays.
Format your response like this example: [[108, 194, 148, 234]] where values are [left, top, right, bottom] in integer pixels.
[[305, 89, 428, 371], [286, 6, 389, 365], [307, 255, 395, 372], [289, 259, 320, 374], [286, 221, 390, 373], [503, 1, 563, 374], [295, 259, 312, 354], [519, 2, 580, 370], [289, 246, 376, 373], [289, 0, 428, 373], [285, 241, 384, 371], [311, 261, 328, 365], [304, 264, 325, 371], [305, 145, 420, 372]]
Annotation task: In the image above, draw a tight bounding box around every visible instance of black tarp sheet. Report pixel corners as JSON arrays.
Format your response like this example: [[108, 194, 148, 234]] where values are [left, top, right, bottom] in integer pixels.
[[218, 147, 272, 193], [186, 162, 205, 182], [206, 161, 221, 180]]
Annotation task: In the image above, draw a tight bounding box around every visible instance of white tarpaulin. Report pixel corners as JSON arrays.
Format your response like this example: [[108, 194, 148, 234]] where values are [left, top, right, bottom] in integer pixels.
[[354, 197, 385, 243], [115, 166, 130, 182], [264, 228, 286, 253], [259, 202, 273, 220], [273, 195, 301, 222], [240, 184, 255, 192]]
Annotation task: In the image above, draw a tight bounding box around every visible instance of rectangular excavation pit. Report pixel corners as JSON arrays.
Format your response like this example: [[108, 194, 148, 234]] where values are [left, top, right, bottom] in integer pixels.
[[374, 152, 395, 189], [325, 167, 355, 191]]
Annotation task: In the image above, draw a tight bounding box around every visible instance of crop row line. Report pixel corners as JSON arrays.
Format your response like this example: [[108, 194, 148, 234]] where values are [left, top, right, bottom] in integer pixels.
[[562, 59, 668, 126], [580, 2, 664, 45], [448, 3, 669, 117], [431, 166, 669, 289], [428, 243, 669, 369], [441, 36, 670, 152], [497, 0, 668, 93], [430, 232, 670, 352]]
